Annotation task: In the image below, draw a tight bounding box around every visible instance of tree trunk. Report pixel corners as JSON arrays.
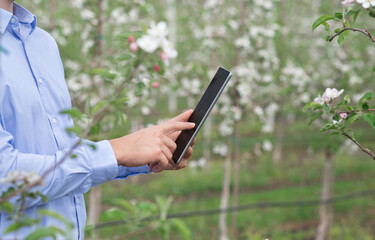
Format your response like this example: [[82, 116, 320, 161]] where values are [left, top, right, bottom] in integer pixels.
[[219, 140, 232, 240], [88, 0, 104, 228], [230, 120, 241, 239], [166, 0, 178, 113], [229, 0, 247, 238], [315, 149, 335, 240], [273, 117, 284, 164]]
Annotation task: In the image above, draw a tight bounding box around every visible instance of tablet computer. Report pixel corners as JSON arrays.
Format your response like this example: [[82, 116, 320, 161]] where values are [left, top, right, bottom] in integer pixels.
[[172, 67, 232, 164]]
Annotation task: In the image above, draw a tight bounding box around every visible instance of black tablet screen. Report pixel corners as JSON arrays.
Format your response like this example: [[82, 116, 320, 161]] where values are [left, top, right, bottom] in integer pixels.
[[172, 67, 232, 164]]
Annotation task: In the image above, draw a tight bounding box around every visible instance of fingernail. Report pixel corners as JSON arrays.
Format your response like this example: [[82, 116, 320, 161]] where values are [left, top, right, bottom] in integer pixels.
[[189, 122, 195, 127]]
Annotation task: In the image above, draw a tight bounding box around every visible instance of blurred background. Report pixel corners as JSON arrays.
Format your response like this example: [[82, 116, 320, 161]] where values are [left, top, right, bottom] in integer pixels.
[[20, 0, 375, 239]]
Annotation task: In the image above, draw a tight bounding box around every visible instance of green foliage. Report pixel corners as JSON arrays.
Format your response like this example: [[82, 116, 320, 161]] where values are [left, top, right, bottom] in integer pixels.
[[312, 15, 334, 31], [25, 226, 65, 240]]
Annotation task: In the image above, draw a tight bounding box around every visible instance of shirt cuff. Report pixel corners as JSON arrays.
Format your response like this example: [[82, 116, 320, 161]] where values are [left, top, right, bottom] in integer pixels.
[[117, 165, 152, 180], [84, 140, 119, 186]]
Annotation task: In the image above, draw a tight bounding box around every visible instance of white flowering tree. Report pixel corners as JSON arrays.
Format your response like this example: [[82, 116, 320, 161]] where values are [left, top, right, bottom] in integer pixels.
[[305, 1, 375, 239]]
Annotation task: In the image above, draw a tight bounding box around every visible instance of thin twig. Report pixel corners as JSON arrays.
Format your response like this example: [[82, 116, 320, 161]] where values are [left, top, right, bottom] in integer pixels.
[[329, 27, 375, 43], [343, 131, 375, 160], [340, 109, 375, 114]]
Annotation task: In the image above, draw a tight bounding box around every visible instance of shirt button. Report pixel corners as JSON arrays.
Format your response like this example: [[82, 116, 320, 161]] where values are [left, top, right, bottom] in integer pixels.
[[10, 18, 16, 24], [52, 118, 57, 124], [38, 78, 43, 84]]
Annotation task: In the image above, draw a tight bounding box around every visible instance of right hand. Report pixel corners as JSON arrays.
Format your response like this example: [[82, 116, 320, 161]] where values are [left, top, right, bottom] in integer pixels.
[[109, 110, 195, 173]]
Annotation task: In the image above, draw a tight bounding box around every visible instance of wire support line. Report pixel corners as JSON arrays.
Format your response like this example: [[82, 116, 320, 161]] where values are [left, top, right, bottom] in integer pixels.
[[94, 188, 375, 229]]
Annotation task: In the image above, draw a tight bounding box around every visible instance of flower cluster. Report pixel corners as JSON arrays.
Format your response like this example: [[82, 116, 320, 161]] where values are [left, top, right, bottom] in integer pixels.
[[129, 22, 178, 64], [1, 171, 41, 185], [314, 88, 344, 105], [342, 0, 375, 9]]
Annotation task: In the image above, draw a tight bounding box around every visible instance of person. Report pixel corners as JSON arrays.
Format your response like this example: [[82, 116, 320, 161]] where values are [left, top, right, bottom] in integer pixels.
[[0, 0, 195, 238]]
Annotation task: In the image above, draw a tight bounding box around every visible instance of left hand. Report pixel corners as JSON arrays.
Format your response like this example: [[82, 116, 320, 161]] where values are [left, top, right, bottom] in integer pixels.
[[148, 111, 196, 172]]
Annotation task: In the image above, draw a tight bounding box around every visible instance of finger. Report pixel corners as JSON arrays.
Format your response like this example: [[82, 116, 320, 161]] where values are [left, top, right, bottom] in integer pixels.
[[183, 146, 194, 159], [167, 110, 194, 123], [190, 138, 196, 147], [161, 144, 173, 161], [152, 154, 169, 173], [163, 136, 177, 152], [168, 131, 181, 142], [162, 121, 195, 134]]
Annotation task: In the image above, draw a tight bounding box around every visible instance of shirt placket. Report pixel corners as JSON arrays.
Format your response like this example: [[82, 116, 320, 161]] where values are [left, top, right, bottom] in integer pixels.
[[10, 16, 61, 149]]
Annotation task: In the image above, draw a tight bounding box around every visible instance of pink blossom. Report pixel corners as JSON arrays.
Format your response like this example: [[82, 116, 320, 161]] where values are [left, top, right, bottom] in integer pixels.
[[130, 42, 138, 52], [340, 113, 348, 119], [324, 88, 344, 99], [160, 51, 169, 60], [314, 96, 324, 105], [153, 64, 161, 72], [128, 36, 135, 43], [152, 82, 160, 88]]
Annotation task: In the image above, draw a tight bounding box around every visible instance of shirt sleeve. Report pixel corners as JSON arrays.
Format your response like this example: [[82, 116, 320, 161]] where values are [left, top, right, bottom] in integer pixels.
[[0, 122, 150, 209]]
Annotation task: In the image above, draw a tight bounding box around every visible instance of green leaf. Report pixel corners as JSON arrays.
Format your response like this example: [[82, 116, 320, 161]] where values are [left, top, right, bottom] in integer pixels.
[[92, 101, 106, 114], [344, 95, 351, 104], [135, 82, 146, 96], [0, 201, 14, 214], [0, 45, 9, 54], [359, 92, 375, 104], [112, 199, 136, 214], [372, 66, 375, 72], [308, 111, 323, 126], [303, 101, 319, 111], [4, 222, 25, 234], [334, 12, 343, 20], [320, 123, 337, 132], [100, 208, 126, 222], [25, 226, 65, 240], [65, 125, 82, 136], [117, 53, 134, 62], [322, 22, 330, 32], [337, 28, 349, 46], [344, 114, 358, 128], [323, 103, 330, 115], [172, 219, 191, 240], [39, 209, 73, 228], [89, 68, 116, 81], [60, 108, 83, 119], [40, 194, 49, 203], [88, 144, 97, 150], [362, 102, 369, 111], [347, 8, 361, 22], [363, 113, 375, 129], [328, 131, 341, 136], [333, 114, 339, 121], [312, 15, 334, 31]]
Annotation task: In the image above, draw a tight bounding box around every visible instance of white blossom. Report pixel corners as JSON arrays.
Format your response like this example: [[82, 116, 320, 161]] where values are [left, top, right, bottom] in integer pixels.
[[137, 35, 158, 53], [356, 0, 375, 8]]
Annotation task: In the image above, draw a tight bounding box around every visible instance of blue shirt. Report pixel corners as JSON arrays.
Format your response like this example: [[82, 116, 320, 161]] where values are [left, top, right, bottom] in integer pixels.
[[0, 3, 151, 239]]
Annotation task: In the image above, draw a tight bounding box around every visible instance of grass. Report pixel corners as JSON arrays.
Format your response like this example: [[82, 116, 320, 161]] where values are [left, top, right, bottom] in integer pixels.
[[92, 150, 375, 239]]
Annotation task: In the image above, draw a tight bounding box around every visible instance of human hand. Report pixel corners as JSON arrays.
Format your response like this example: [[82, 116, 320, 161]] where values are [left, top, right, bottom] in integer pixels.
[[109, 110, 195, 173]]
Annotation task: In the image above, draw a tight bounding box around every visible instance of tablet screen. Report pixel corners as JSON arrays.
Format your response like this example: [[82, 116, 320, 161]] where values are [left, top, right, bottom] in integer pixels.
[[172, 67, 232, 164]]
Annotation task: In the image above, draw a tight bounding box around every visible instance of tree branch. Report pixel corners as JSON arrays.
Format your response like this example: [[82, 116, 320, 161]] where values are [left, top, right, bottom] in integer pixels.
[[340, 109, 375, 114], [329, 27, 375, 43], [342, 131, 375, 160]]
